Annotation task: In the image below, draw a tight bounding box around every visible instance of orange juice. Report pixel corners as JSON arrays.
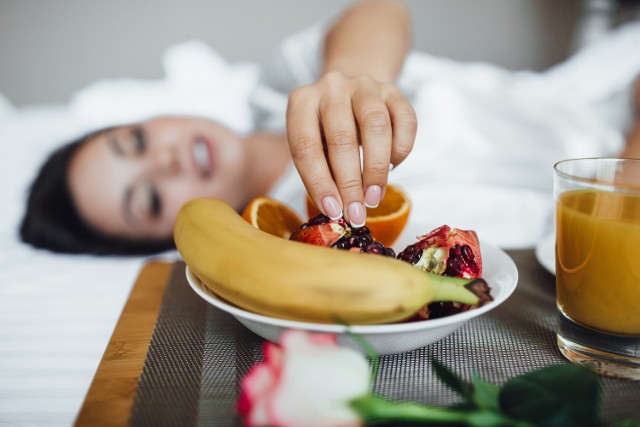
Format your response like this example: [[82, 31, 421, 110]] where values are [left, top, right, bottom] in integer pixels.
[[556, 189, 640, 335]]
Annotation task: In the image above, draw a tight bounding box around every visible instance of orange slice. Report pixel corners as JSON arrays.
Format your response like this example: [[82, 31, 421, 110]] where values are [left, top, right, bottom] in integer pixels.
[[305, 184, 411, 246], [242, 197, 304, 239]]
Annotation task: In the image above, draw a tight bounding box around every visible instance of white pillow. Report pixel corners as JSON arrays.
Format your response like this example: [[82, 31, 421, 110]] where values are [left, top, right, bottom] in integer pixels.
[[69, 39, 261, 135]]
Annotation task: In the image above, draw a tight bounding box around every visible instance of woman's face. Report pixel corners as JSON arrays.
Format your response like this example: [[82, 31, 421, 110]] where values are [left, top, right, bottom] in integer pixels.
[[68, 116, 247, 240]]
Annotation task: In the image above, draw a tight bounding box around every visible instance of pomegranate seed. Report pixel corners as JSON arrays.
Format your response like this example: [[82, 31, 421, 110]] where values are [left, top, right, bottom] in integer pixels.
[[296, 213, 394, 258], [462, 245, 474, 262], [361, 234, 373, 245], [332, 240, 349, 250], [308, 214, 330, 226], [346, 236, 362, 248], [365, 242, 384, 254], [450, 245, 462, 257], [352, 226, 370, 236]]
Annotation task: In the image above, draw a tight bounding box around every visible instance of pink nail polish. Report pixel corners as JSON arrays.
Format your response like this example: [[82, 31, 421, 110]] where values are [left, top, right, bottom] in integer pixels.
[[322, 196, 343, 220], [348, 202, 366, 228], [364, 185, 381, 208]]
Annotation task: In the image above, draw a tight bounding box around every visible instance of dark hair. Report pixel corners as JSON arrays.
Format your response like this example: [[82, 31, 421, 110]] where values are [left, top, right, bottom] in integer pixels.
[[19, 132, 175, 256]]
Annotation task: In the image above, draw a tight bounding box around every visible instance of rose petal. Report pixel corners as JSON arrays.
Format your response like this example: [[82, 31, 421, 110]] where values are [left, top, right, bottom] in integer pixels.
[[308, 333, 338, 346], [269, 331, 369, 426], [264, 340, 284, 367], [238, 342, 284, 423], [238, 331, 370, 427], [247, 396, 273, 427], [280, 330, 336, 349], [237, 364, 272, 414]]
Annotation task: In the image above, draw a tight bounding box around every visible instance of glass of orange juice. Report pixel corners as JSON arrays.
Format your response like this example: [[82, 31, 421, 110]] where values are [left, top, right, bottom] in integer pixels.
[[554, 158, 640, 379]]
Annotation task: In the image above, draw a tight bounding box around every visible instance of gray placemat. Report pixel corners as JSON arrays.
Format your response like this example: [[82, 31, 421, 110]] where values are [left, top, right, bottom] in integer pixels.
[[129, 251, 640, 426]]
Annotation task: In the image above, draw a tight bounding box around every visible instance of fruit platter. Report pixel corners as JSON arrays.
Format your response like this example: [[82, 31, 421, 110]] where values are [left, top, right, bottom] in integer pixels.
[[175, 186, 519, 354]]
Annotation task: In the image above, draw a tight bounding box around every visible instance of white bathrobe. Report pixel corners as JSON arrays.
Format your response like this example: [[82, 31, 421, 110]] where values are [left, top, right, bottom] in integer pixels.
[[261, 21, 640, 248]]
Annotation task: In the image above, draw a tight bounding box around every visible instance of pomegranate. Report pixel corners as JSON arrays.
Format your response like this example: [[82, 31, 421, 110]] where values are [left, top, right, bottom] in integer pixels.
[[397, 224, 482, 278], [413, 277, 493, 320], [291, 218, 491, 321], [290, 214, 396, 258], [397, 224, 489, 320], [289, 214, 348, 247]]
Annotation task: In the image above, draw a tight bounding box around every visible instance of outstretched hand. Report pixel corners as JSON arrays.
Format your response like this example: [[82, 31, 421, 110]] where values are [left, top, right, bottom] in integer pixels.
[[286, 71, 417, 227]]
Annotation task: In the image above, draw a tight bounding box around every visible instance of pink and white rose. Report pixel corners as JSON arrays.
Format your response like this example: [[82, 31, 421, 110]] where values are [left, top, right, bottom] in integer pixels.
[[237, 330, 370, 427]]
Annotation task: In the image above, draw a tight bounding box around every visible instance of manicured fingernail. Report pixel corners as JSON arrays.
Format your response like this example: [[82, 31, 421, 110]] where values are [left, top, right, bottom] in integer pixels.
[[364, 185, 381, 208], [388, 163, 395, 172], [322, 196, 343, 220], [347, 202, 366, 227]]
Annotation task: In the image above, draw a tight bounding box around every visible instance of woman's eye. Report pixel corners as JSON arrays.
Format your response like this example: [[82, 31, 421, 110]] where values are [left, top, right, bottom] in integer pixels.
[[148, 184, 161, 219], [132, 128, 146, 153]]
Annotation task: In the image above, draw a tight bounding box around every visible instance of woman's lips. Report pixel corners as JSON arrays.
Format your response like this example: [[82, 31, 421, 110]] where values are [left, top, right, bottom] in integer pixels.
[[192, 137, 215, 179]]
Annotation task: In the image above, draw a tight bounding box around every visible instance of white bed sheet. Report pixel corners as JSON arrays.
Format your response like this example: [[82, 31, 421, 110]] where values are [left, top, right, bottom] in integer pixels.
[[0, 39, 267, 426], [0, 105, 157, 426]]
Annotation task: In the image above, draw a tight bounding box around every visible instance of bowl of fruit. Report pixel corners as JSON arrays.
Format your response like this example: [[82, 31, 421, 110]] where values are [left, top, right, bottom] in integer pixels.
[[176, 187, 518, 355]]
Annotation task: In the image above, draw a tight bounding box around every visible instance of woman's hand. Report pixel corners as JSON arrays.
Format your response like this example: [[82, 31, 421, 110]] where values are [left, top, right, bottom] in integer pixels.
[[286, 71, 417, 226]]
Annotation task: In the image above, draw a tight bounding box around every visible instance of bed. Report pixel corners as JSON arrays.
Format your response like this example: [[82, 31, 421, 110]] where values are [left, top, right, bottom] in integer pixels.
[[0, 40, 265, 425], [0, 102, 152, 425]]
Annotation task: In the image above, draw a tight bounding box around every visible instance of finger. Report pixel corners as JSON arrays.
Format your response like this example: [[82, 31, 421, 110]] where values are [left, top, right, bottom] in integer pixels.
[[320, 91, 366, 227], [385, 88, 417, 170], [352, 85, 392, 209], [287, 89, 343, 220]]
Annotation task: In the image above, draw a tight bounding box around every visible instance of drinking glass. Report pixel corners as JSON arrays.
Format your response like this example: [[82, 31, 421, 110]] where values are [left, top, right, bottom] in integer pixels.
[[554, 158, 640, 379]]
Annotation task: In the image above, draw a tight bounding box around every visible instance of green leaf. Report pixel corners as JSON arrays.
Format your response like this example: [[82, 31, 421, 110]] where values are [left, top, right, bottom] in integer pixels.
[[471, 373, 501, 411], [498, 364, 601, 427], [611, 419, 640, 427], [432, 359, 472, 400], [465, 410, 532, 427]]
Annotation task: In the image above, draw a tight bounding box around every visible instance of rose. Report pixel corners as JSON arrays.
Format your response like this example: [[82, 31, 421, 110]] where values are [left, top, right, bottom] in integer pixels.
[[237, 331, 609, 427], [236, 330, 370, 427]]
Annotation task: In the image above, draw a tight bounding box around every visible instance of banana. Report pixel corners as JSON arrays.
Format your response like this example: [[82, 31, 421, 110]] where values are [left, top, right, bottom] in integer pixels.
[[174, 198, 485, 325]]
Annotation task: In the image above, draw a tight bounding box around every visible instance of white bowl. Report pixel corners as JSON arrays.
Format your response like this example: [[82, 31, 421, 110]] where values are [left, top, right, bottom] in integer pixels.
[[185, 227, 518, 355]]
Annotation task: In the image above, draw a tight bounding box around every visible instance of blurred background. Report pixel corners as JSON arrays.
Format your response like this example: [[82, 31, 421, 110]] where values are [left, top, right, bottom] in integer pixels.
[[1, 0, 638, 107]]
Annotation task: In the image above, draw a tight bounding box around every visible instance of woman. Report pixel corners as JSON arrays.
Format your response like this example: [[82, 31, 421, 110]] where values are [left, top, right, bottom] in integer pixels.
[[20, 0, 417, 255], [20, 0, 640, 255]]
